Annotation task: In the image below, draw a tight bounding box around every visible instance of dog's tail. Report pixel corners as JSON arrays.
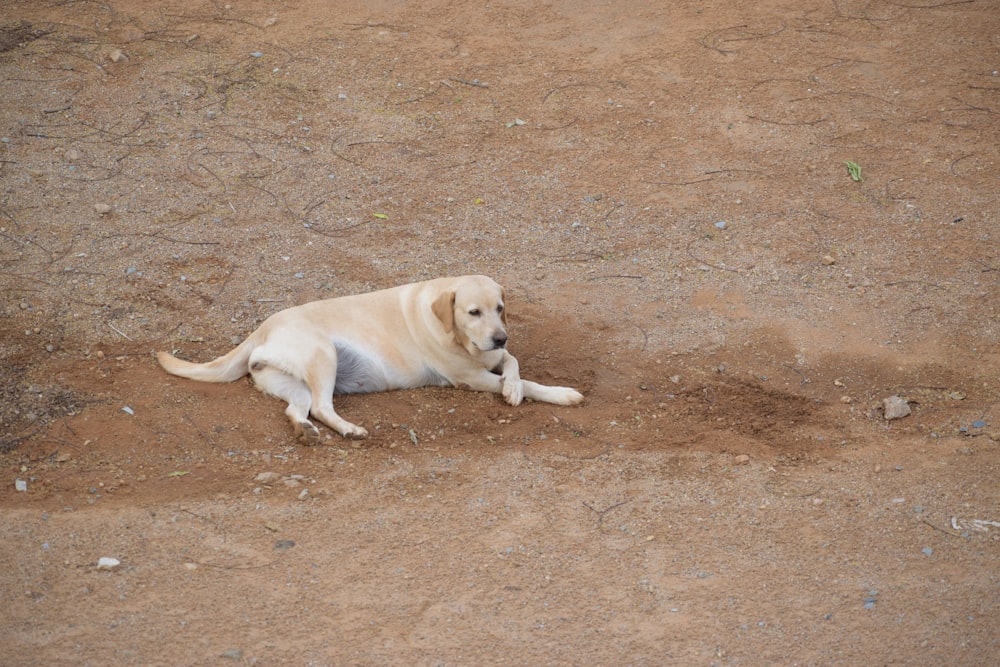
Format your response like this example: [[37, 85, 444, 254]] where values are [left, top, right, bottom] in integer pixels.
[[157, 339, 254, 383]]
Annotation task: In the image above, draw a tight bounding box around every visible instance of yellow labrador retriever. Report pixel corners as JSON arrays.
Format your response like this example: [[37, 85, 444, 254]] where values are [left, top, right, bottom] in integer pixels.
[[157, 275, 583, 442]]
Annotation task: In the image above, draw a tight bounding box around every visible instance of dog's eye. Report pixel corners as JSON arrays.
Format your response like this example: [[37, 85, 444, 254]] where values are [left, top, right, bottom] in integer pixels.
[[497, 304, 504, 314], [468, 308, 481, 317]]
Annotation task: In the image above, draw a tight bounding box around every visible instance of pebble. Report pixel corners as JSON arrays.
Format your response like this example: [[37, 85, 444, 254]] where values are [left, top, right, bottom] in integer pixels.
[[863, 589, 879, 609], [97, 557, 120, 570], [714, 220, 727, 230], [822, 255, 836, 266], [922, 547, 933, 556], [882, 395, 911, 420], [971, 420, 986, 429], [254, 472, 281, 484], [297, 488, 310, 501], [15, 479, 27, 492], [109, 48, 127, 62], [734, 454, 750, 466], [94, 202, 112, 215]]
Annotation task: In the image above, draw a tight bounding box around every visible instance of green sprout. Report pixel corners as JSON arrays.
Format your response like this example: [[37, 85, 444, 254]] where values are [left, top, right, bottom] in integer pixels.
[[844, 160, 863, 182]]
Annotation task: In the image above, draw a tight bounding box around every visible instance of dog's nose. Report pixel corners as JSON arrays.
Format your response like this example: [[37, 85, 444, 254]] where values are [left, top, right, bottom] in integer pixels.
[[492, 333, 508, 349]]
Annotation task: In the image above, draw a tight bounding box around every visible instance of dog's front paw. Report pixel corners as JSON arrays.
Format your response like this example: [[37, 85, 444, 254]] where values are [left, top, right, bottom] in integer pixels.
[[559, 388, 584, 405], [502, 377, 524, 406]]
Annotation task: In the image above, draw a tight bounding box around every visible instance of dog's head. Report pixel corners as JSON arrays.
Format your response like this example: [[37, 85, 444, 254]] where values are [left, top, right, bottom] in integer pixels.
[[432, 276, 508, 356]]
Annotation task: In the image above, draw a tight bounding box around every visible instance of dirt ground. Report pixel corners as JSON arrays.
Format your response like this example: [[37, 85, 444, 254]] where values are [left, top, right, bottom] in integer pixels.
[[1, 0, 997, 664]]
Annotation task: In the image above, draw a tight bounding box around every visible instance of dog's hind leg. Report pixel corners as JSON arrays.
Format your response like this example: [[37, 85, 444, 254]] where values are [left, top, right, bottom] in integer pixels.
[[250, 364, 322, 444], [302, 347, 369, 440]]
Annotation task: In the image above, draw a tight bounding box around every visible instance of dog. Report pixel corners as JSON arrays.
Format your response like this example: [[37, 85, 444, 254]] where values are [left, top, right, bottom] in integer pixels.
[[157, 275, 584, 442]]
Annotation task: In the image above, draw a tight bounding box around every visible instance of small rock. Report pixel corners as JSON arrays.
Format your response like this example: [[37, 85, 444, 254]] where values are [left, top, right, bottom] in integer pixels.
[[274, 539, 295, 551], [733, 454, 750, 466], [297, 488, 310, 501], [94, 203, 112, 215], [840, 395, 852, 404], [97, 557, 120, 570], [882, 395, 911, 420], [65, 147, 82, 162], [714, 220, 727, 230], [220, 649, 243, 660], [283, 477, 302, 488], [254, 472, 281, 484], [109, 48, 127, 63], [822, 255, 836, 266], [15, 479, 27, 492], [921, 547, 933, 556]]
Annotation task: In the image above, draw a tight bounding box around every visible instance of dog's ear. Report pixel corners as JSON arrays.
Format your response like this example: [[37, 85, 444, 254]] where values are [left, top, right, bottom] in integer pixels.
[[432, 290, 455, 333], [500, 288, 508, 326]]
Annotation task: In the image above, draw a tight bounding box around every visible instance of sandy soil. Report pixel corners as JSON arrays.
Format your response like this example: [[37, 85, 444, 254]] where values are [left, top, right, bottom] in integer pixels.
[[1, 1, 998, 665]]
